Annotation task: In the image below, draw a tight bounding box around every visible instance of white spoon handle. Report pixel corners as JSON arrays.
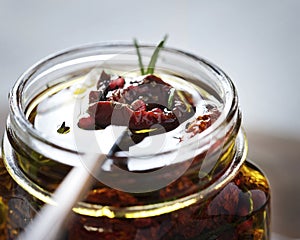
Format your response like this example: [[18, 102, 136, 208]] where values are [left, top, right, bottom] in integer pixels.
[[18, 153, 106, 240]]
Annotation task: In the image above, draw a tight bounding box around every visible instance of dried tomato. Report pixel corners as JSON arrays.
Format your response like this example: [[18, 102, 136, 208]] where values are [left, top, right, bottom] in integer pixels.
[[77, 116, 95, 130], [78, 72, 195, 132], [108, 77, 125, 90]]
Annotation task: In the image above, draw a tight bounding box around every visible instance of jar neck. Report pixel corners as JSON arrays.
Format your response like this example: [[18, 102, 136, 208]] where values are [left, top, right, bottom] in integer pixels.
[[3, 43, 246, 209]]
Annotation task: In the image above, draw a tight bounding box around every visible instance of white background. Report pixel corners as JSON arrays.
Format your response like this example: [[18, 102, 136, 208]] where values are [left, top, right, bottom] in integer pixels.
[[1, 0, 299, 139]]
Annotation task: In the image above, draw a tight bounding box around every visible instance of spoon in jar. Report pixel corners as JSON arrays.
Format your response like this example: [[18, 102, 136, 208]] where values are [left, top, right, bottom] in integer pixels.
[[17, 126, 130, 240]]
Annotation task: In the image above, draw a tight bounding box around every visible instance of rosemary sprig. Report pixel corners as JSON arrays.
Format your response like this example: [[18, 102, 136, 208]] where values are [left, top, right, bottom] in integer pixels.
[[134, 38, 145, 75], [146, 35, 168, 74], [134, 35, 168, 75]]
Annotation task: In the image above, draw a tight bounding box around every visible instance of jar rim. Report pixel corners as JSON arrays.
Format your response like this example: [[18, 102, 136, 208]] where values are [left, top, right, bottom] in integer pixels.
[[9, 42, 238, 161], [4, 42, 246, 211]]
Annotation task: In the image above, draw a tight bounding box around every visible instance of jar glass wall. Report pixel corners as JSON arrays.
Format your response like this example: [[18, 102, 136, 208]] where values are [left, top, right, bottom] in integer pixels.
[[1, 43, 270, 239]]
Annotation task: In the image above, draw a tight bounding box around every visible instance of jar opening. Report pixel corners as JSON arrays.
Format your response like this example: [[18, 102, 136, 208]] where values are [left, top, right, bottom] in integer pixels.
[[4, 43, 244, 200], [9, 43, 238, 159]]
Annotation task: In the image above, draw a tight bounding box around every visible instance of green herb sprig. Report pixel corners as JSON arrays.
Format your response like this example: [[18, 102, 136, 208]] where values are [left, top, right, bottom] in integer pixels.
[[57, 121, 70, 134], [134, 35, 168, 75]]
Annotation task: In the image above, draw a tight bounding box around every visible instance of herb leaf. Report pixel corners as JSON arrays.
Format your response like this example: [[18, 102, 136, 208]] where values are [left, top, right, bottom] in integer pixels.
[[57, 121, 70, 134], [134, 38, 145, 75], [134, 35, 168, 75], [146, 35, 168, 74]]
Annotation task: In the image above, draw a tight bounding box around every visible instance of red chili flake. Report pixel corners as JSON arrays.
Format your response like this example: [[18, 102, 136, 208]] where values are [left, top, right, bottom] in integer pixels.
[[186, 114, 212, 136]]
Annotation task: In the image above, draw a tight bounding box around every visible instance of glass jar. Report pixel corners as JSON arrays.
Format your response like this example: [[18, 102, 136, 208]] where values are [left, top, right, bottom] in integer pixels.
[[1, 43, 270, 239]]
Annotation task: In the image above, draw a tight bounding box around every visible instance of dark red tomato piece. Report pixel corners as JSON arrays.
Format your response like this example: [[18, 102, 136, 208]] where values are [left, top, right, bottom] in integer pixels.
[[78, 74, 196, 132], [78, 116, 96, 130], [89, 101, 132, 128], [108, 77, 125, 90], [89, 90, 101, 104]]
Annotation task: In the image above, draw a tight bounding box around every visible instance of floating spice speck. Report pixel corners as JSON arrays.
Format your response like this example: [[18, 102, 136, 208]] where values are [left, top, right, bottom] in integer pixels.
[[57, 121, 70, 134]]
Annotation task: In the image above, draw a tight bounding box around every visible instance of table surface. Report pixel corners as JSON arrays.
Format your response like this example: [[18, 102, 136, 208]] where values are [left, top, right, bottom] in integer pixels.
[[247, 131, 300, 239]]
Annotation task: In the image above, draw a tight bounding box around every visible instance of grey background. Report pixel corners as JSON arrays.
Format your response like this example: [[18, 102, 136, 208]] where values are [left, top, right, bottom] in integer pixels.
[[0, 0, 299, 239]]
